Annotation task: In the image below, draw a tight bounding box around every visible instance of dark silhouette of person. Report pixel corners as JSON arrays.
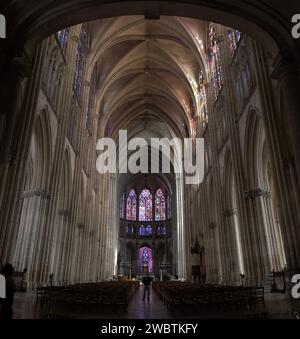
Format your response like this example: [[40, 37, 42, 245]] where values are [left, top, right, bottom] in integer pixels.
[[142, 273, 152, 302], [21, 268, 28, 292], [49, 273, 54, 286], [0, 263, 16, 319]]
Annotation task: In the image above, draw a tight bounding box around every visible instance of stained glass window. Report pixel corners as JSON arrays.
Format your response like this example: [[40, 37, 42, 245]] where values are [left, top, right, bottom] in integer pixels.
[[57, 29, 69, 50], [139, 225, 152, 236], [155, 189, 166, 221], [227, 29, 242, 56], [126, 189, 137, 221], [167, 195, 171, 219], [139, 188, 153, 221], [139, 225, 145, 236], [208, 23, 223, 100], [143, 249, 149, 264], [74, 24, 89, 101], [199, 71, 208, 128], [157, 226, 166, 236], [139, 247, 153, 273], [126, 225, 134, 235], [120, 193, 126, 219], [146, 225, 152, 236], [87, 66, 97, 133]]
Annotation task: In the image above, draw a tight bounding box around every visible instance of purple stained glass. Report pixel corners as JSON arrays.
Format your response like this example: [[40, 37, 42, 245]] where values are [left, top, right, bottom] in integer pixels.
[[139, 225, 152, 236], [139, 225, 145, 236], [57, 29, 69, 50], [143, 250, 149, 262], [126, 189, 137, 221], [86, 66, 97, 133], [208, 23, 223, 100], [139, 188, 152, 221], [157, 226, 166, 236], [138, 246, 153, 273], [126, 225, 134, 235], [155, 189, 166, 221], [146, 225, 152, 235], [167, 195, 171, 219], [74, 24, 88, 100], [199, 71, 208, 127], [120, 193, 126, 219], [227, 29, 242, 56]]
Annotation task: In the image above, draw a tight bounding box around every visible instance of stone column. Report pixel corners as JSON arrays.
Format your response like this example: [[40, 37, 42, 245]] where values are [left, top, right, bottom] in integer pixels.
[[101, 174, 109, 279], [245, 189, 273, 284], [252, 42, 300, 273], [0, 44, 46, 264], [56, 210, 71, 284], [223, 209, 241, 283], [175, 173, 186, 279], [28, 26, 83, 286], [218, 27, 259, 282], [0, 54, 30, 206]]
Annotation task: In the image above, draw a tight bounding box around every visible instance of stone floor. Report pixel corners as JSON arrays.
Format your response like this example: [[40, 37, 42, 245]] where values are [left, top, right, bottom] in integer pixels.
[[264, 293, 299, 319], [12, 288, 297, 319], [126, 286, 171, 319], [13, 291, 37, 319]]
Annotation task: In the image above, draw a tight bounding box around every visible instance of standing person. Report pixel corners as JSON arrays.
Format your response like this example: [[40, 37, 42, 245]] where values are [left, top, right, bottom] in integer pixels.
[[20, 268, 28, 292], [49, 273, 54, 287], [142, 273, 152, 302], [0, 264, 16, 319]]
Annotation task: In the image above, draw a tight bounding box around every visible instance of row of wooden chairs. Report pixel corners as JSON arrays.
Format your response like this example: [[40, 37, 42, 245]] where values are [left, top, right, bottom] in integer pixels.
[[153, 282, 266, 318], [36, 281, 139, 319]]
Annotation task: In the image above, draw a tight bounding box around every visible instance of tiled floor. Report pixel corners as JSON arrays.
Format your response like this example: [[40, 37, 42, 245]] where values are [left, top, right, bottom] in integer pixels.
[[12, 288, 297, 319]]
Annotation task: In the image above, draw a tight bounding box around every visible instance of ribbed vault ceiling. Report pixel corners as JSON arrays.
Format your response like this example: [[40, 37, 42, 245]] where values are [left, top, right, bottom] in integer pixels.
[[88, 16, 208, 141]]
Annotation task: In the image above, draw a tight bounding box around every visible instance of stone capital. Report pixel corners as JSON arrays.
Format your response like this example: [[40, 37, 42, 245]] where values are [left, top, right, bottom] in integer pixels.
[[223, 208, 238, 218], [58, 209, 70, 219], [245, 188, 271, 200], [22, 189, 51, 200]]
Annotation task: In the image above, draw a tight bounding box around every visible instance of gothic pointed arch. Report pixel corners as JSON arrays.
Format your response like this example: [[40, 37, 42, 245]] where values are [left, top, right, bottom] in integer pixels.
[[244, 109, 286, 277], [52, 147, 73, 283], [13, 108, 53, 275]]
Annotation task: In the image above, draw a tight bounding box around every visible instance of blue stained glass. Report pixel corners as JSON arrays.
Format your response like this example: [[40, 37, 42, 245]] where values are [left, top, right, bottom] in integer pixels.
[[120, 193, 126, 219], [126, 189, 137, 221], [157, 225, 166, 236], [155, 188, 166, 221], [139, 188, 152, 221], [208, 23, 223, 100], [57, 29, 69, 50], [227, 29, 242, 56], [74, 24, 89, 100], [126, 225, 134, 235], [139, 225, 145, 236]]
